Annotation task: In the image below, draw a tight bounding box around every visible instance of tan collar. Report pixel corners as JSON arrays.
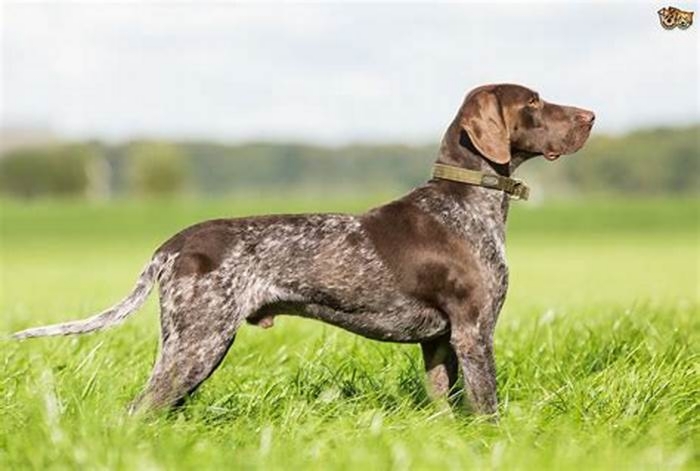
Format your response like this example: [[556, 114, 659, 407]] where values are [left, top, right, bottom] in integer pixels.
[[432, 163, 530, 201]]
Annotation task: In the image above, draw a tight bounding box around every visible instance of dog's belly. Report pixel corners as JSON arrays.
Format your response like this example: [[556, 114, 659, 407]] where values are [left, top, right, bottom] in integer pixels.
[[249, 300, 449, 343], [303, 302, 449, 343]]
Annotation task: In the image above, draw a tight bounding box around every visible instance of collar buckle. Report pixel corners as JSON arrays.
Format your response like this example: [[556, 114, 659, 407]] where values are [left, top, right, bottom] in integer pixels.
[[508, 179, 530, 201]]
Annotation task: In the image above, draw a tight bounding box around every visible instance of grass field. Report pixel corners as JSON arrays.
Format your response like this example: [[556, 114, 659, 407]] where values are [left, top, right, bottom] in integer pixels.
[[1, 195, 698, 470]]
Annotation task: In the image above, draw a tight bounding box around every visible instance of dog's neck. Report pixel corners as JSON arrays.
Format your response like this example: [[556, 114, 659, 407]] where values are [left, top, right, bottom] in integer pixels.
[[437, 123, 509, 177], [436, 119, 535, 176], [408, 123, 512, 237], [429, 121, 511, 223]]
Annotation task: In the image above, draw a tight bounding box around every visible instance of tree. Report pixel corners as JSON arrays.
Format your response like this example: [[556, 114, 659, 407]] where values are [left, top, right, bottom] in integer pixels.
[[126, 141, 189, 197], [0, 144, 98, 198]]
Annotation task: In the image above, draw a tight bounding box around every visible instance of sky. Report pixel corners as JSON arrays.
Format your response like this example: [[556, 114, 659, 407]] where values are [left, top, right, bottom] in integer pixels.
[[2, 1, 699, 145]]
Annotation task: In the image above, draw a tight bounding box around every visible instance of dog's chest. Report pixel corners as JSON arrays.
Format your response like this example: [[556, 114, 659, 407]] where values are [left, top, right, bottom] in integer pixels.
[[459, 214, 509, 311], [414, 188, 510, 310]]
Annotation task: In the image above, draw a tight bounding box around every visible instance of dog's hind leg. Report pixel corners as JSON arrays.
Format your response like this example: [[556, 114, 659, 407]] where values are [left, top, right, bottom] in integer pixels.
[[128, 274, 244, 414]]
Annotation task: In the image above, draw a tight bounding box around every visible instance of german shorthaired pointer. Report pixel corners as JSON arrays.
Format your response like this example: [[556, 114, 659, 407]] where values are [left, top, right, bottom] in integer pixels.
[[12, 84, 594, 416]]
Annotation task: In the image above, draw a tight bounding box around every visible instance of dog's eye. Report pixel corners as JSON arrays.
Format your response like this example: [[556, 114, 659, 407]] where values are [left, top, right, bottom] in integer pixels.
[[528, 96, 539, 106]]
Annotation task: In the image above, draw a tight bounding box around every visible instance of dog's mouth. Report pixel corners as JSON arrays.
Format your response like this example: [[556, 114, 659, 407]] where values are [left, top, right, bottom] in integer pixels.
[[545, 124, 593, 161]]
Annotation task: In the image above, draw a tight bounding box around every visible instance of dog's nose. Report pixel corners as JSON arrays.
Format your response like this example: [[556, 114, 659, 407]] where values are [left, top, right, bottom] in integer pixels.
[[576, 110, 595, 124]]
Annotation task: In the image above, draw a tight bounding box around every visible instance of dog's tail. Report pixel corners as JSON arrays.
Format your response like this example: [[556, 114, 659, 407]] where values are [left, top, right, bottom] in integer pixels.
[[11, 253, 173, 340]]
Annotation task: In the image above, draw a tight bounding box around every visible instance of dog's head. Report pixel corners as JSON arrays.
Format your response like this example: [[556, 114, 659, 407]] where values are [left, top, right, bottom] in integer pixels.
[[677, 10, 694, 29], [457, 84, 595, 164]]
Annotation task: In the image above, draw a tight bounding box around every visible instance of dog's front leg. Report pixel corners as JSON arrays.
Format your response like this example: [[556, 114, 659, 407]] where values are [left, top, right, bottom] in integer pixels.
[[449, 321, 498, 417], [420, 333, 459, 401]]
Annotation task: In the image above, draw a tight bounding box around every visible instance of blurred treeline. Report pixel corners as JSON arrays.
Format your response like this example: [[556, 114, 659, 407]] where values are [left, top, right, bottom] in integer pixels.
[[0, 125, 697, 199]]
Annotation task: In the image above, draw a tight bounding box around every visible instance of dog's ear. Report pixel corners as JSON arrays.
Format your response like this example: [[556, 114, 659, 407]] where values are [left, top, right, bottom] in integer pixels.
[[460, 89, 511, 164]]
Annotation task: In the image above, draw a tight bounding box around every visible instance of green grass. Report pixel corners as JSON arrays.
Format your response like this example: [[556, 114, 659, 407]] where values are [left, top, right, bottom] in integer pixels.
[[1, 195, 698, 470]]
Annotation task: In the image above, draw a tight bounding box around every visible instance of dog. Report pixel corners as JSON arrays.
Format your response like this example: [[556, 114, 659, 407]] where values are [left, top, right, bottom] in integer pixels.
[[12, 84, 594, 416]]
